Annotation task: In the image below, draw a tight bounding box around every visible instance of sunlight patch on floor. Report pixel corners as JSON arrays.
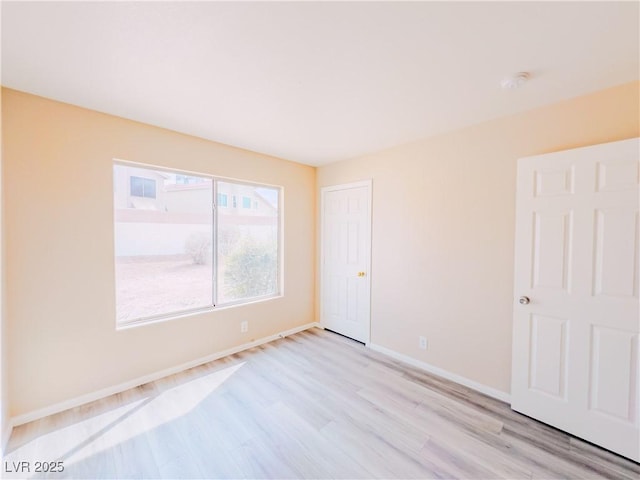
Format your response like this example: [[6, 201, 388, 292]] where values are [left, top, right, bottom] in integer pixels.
[[6, 362, 245, 471]]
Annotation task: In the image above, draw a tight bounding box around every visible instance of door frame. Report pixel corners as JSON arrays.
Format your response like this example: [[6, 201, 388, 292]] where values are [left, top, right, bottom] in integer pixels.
[[320, 180, 373, 344]]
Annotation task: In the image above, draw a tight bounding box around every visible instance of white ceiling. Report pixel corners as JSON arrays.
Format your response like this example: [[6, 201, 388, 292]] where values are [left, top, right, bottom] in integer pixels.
[[2, 2, 638, 166]]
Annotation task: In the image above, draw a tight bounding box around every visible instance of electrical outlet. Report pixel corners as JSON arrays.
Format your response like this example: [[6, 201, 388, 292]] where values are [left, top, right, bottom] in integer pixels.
[[240, 321, 248, 333], [419, 336, 427, 350]]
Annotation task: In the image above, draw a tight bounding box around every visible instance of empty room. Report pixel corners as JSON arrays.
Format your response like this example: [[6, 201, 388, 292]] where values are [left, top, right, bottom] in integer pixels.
[[1, 1, 639, 479]]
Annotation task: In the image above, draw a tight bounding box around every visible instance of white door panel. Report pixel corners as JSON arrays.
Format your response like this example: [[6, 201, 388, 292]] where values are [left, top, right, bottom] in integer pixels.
[[321, 181, 371, 343], [512, 138, 639, 461]]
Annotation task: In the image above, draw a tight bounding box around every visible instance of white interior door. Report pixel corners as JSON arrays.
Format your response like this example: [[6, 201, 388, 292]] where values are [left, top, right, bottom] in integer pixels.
[[321, 181, 372, 343], [511, 138, 639, 461]]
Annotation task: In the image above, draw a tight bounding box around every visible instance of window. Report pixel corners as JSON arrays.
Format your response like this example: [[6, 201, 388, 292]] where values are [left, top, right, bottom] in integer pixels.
[[242, 196, 251, 209], [130, 176, 156, 198], [176, 174, 205, 185], [217, 182, 279, 304], [232, 195, 237, 208], [113, 163, 281, 326]]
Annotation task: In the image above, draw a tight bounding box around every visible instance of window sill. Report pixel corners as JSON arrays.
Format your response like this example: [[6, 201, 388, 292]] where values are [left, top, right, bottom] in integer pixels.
[[115, 293, 283, 331]]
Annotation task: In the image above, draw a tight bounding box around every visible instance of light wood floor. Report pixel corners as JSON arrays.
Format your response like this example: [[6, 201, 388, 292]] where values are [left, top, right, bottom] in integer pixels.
[[5, 328, 640, 479]]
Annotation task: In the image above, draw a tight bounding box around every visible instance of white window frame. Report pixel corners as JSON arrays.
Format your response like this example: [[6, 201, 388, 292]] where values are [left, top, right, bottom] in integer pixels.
[[113, 159, 283, 328]]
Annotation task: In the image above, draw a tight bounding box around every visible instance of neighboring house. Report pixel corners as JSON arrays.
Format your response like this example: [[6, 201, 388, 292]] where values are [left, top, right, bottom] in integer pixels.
[[114, 165, 276, 216], [113, 165, 278, 257], [113, 165, 170, 211], [212, 181, 277, 218]]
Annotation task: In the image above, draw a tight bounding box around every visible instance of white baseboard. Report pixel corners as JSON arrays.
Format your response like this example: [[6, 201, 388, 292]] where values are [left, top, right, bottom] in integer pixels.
[[2, 418, 13, 456], [367, 342, 511, 403], [11, 322, 319, 427]]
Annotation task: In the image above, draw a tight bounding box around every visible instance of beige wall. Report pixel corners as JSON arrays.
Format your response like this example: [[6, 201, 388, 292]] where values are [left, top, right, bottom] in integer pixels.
[[3, 81, 639, 419], [1, 87, 8, 448], [2, 88, 316, 417], [317, 81, 640, 395]]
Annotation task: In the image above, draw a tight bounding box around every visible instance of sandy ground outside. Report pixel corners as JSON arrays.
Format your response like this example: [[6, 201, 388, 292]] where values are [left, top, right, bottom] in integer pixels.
[[115, 255, 213, 322]]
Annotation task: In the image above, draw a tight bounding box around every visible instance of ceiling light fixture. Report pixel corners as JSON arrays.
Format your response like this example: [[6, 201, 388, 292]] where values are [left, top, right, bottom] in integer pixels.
[[500, 72, 530, 90]]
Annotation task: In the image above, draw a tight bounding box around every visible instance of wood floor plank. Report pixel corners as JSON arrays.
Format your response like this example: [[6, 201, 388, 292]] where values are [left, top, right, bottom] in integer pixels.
[[320, 418, 435, 479], [4, 327, 639, 479], [568, 437, 640, 479]]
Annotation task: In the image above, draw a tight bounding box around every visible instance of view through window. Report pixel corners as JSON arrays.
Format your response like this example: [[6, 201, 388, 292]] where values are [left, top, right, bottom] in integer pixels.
[[217, 181, 279, 304], [113, 163, 281, 324]]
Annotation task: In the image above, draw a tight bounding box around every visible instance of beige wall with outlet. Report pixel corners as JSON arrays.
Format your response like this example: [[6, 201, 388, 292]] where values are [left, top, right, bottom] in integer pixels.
[[3, 81, 639, 421], [317, 81, 640, 395], [2, 88, 316, 418]]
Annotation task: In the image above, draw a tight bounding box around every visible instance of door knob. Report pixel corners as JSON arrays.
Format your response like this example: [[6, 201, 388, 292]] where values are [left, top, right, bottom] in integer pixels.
[[357, 272, 366, 277], [518, 296, 530, 305]]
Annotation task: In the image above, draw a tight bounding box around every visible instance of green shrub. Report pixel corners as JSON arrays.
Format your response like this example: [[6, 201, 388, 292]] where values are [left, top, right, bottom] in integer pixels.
[[184, 231, 211, 265], [224, 239, 277, 299]]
